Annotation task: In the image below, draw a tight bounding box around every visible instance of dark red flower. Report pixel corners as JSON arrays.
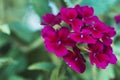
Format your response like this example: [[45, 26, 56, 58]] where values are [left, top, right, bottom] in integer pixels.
[[41, 13, 61, 26], [63, 47, 86, 73], [70, 29, 96, 44], [89, 22, 106, 38], [75, 5, 94, 18], [60, 7, 83, 32], [88, 41, 117, 69], [60, 7, 77, 24], [71, 19, 83, 32], [102, 26, 116, 46], [42, 27, 75, 57], [114, 14, 120, 24], [104, 46, 117, 64], [41, 4, 117, 73]]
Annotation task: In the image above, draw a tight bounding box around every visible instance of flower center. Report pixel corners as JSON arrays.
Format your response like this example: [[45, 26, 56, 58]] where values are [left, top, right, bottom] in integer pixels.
[[75, 57, 78, 61], [69, 19, 73, 21], [93, 27, 96, 30], [94, 52, 97, 57], [81, 34, 84, 38], [58, 40, 62, 45]]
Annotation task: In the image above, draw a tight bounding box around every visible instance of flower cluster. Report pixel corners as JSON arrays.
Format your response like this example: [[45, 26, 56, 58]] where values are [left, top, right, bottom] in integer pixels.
[[41, 5, 117, 73]]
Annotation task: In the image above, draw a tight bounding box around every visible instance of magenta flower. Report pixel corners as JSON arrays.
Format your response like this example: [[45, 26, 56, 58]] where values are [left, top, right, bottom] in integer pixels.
[[104, 46, 117, 64], [70, 29, 96, 44], [102, 27, 116, 46], [75, 5, 94, 18], [83, 16, 99, 25], [88, 41, 117, 69], [104, 26, 116, 37], [89, 22, 106, 38], [71, 19, 83, 32], [114, 14, 120, 24], [60, 7, 77, 24], [41, 13, 61, 26], [80, 6, 94, 17], [60, 7, 83, 32], [42, 26, 75, 57], [88, 41, 108, 69], [41, 4, 117, 74], [63, 47, 86, 73]]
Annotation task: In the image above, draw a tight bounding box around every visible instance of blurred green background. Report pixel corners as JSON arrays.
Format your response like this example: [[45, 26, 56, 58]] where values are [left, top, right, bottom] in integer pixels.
[[0, 0, 120, 80]]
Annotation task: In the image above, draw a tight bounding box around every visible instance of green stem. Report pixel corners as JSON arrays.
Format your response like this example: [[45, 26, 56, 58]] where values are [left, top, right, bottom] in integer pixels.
[[21, 37, 44, 53], [92, 65, 97, 80]]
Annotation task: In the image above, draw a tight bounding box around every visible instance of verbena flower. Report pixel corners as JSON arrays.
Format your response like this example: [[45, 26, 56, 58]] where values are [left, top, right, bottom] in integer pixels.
[[63, 47, 86, 73], [88, 41, 117, 69], [41, 4, 117, 74], [70, 29, 96, 44], [114, 14, 120, 24], [42, 26, 75, 57], [41, 13, 61, 26]]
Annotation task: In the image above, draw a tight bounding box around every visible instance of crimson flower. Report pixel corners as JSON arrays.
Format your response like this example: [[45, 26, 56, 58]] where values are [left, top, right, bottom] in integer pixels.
[[70, 29, 96, 44], [114, 14, 120, 24], [63, 47, 86, 73], [75, 5, 94, 18], [41, 4, 117, 74], [41, 13, 61, 26], [88, 41, 117, 69], [60, 7, 83, 32], [60, 7, 77, 24], [42, 26, 75, 57]]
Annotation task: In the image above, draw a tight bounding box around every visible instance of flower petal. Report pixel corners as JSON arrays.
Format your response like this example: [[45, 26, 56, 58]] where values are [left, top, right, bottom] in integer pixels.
[[81, 6, 94, 17], [109, 53, 117, 64], [71, 19, 83, 32], [83, 36, 96, 44], [114, 14, 120, 24], [44, 41, 57, 52], [60, 7, 77, 23], [70, 32, 83, 43], [63, 50, 86, 73], [58, 27, 70, 39], [102, 36, 112, 46], [55, 45, 68, 57], [41, 27, 57, 41], [63, 38, 76, 46], [95, 53, 110, 69], [41, 13, 61, 26], [92, 30, 103, 38], [106, 27, 116, 37]]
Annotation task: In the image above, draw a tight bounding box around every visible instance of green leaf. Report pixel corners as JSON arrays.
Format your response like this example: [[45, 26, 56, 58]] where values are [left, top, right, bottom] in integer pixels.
[[0, 52, 27, 79], [116, 24, 120, 36], [81, 0, 117, 15], [50, 61, 67, 80], [79, 59, 93, 80], [0, 32, 10, 47], [1, 46, 27, 78], [28, 62, 55, 71], [5, 57, 26, 73], [50, 67, 59, 80], [64, 0, 82, 7], [51, 0, 65, 9], [98, 65, 115, 80], [36, 75, 43, 80], [113, 40, 120, 66], [8, 75, 26, 80], [0, 0, 4, 24], [3, 0, 27, 23], [31, 0, 51, 17], [0, 24, 10, 35], [0, 58, 14, 68], [9, 22, 34, 43]]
